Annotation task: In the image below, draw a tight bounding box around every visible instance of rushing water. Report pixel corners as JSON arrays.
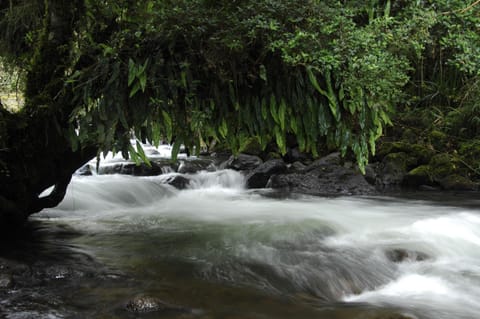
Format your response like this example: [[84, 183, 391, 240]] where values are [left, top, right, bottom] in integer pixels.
[[1, 154, 480, 319]]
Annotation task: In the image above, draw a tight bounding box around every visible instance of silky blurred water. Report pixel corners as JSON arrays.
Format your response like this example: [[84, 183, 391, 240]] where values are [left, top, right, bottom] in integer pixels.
[[13, 167, 474, 319]]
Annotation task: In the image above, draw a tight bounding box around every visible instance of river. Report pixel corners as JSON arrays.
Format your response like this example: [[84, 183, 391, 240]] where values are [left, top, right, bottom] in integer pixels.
[[1, 154, 479, 319]]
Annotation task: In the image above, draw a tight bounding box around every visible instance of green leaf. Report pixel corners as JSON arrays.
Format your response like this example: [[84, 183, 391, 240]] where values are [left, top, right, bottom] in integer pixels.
[[129, 81, 142, 98], [128, 59, 136, 87], [278, 99, 286, 131], [128, 144, 140, 164], [261, 97, 268, 120], [136, 140, 152, 167], [274, 126, 286, 154], [219, 118, 228, 138], [259, 64, 267, 82], [290, 116, 298, 134], [270, 95, 279, 124], [325, 71, 340, 121], [162, 110, 173, 142], [171, 141, 181, 162], [306, 67, 328, 96], [139, 73, 147, 92]]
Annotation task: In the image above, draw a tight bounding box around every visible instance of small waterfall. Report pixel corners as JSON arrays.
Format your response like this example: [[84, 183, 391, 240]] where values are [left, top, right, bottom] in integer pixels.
[[36, 157, 480, 319]]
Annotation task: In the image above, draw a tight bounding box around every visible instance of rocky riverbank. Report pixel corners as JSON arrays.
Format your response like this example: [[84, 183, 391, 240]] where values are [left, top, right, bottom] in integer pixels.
[[77, 144, 480, 196]]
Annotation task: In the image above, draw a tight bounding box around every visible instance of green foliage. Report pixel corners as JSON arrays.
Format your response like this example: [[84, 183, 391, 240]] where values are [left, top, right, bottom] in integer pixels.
[[1, 0, 478, 172], [63, 0, 424, 171]]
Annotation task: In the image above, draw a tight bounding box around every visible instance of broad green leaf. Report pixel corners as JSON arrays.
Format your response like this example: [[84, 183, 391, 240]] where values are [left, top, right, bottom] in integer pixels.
[[136, 140, 152, 167], [274, 126, 286, 154], [171, 141, 181, 162], [139, 73, 147, 92], [129, 81, 142, 98], [278, 99, 286, 131], [128, 144, 140, 165], [128, 59, 136, 87], [306, 67, 328, 96], [219, 118, 228, 138], [259, 64, 267, 82], [162, 110, 173, 142], [270, 95, 279, 124], [261, 97, 268, 120], [290, 116, 298, 134]]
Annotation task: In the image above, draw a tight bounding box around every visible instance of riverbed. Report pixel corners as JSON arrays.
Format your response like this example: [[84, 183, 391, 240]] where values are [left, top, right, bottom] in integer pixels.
[[1, 168, 479, 319]]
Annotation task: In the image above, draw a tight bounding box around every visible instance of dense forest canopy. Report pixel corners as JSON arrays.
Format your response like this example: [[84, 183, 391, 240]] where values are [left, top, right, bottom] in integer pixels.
[[0, 0, 479, 226]]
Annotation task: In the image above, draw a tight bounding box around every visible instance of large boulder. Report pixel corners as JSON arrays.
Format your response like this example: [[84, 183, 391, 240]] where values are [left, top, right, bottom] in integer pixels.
[[246, 159, 287, 189], [267, 153, 375, 196], [221, 153, 263, 171], [375, 152, 415, 189], [438, 174, 478, 191]]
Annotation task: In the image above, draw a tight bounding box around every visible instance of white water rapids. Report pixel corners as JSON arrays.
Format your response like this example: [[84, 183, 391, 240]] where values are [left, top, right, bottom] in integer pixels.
[[36, 151, 480, 319]]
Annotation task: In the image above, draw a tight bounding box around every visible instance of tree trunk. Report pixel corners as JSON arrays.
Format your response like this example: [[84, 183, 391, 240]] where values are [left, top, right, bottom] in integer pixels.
[[0, 0, 95, 231]]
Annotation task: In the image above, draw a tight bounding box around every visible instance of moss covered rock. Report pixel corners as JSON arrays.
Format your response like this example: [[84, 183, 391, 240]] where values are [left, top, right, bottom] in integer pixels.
[[404, 165, 432, 187], [429, 130, 448, 151], [428, 153, 458, 178], [377, 141, 434, 165], [438, 174, 478, 191], [376, 152, 410, 188]]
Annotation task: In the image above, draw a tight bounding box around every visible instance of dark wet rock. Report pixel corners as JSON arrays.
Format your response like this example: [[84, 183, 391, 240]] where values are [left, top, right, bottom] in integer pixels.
[[284, 147, 311, 164], [177, 158, 216, 174], [246, 159, 287, 189], [163, 175, 191, 189], [375, 152, 412, 189], [385, 249, 429, 263], [97, 159, 179, 176], [364, 163, 378, 185], [221, 153, 263, 171], [0, 274, 13, 288], [125, 295, 192, 314], [116, 162, 163, 176], [267, 153, 374, 196], [289, 161, 307, 172], [305, 152, 342, 170]]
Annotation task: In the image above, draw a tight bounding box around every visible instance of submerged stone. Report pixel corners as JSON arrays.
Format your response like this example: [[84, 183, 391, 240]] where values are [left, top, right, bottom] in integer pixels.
[[385, 249, 429, 263], [125, 295, 193, 314], [164, 175, 191, 189]]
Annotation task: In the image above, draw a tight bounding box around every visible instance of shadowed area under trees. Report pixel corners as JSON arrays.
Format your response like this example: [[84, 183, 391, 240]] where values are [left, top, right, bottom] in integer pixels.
[[0, 0, 479, 228]]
